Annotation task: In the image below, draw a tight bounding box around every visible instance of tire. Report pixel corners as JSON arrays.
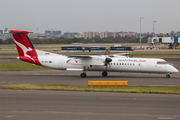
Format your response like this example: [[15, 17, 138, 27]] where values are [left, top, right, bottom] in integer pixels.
[[102, 71, 108, 77], [80, 73, 86, 78], [166, 74, 170, 78]]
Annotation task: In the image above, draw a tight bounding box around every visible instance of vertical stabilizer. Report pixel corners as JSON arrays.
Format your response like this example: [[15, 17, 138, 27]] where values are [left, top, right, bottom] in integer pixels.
[[10, 30, 41, 65]]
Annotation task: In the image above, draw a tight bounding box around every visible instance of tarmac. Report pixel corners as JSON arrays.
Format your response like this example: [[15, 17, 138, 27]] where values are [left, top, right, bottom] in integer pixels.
[[0, 58, 179, 86], [0, 57, 180, 120], [0, 90, 180, 120], [0, 70, 180, 86]]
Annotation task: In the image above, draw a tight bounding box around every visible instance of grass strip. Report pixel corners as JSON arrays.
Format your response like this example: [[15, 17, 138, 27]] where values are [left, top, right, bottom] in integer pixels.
[[0, 55, 17, 58], [1, 84, 180, 94], [0, 63, 51, 71]]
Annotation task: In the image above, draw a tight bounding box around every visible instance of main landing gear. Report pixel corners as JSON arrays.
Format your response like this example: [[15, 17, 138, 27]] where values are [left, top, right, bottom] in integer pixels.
[[102, 71, 108, 77], [166, 74, 170, 78], [80, 67, 87, 78], [80, 73, 86, 78]]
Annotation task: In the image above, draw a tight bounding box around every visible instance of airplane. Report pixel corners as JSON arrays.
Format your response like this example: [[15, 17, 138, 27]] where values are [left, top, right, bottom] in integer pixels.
[[10, 30, 179, 78]]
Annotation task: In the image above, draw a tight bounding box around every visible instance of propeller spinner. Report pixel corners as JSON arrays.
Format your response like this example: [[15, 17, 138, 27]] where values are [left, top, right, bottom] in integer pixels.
[[105, 57, 112, 66]]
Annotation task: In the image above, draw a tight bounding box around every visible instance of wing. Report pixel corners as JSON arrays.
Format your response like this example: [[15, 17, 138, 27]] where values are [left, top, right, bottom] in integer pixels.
[[109, 53, 132, 57], [66, 55, 105, 66], [66, 55, 92, 58]]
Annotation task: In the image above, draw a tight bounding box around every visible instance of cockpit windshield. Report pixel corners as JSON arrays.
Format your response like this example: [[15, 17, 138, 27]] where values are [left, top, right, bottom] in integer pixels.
[[157, 61, 169, 65]]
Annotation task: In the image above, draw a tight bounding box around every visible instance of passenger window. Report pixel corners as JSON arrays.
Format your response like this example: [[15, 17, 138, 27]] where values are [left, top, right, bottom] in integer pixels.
[[130, 63, 132, 65], [117, 63, 118, 65], [120, 63, 121, 65], [125, 63, 126, 65], [122, 63, 124, 65], [114, 63, 115, 65]]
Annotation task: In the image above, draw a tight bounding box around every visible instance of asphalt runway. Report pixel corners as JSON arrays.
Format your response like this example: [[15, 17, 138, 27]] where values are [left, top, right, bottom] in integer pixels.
[[0, 90, 180, 120]]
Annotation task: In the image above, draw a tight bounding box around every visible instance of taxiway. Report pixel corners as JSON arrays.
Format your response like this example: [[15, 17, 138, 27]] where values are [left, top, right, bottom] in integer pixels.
[[0, 90, 180, 120]]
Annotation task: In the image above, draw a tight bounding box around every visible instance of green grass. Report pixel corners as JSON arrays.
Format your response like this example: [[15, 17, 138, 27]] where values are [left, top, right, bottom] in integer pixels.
[[0, 63, 51, 71], [1, 84, 180, 94], [0, 44, 15, 46], [0, 55, 17, 58], [0, 51, 18, 53]]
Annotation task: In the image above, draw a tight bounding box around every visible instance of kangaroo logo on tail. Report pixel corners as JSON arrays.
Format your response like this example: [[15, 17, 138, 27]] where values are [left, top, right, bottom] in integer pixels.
[[10, 30, 41, 65], [14, 40, 35, 62]]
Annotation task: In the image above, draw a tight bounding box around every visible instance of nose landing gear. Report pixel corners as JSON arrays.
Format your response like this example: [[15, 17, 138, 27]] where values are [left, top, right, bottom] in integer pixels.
[[166, 74, 170, 78]]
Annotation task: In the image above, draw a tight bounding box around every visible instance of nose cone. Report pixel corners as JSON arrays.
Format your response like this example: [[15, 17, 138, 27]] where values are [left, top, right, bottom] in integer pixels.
[[171, 66, 179, 73]]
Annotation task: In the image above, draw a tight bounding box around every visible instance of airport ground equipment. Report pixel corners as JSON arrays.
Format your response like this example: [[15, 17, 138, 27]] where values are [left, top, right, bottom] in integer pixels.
[[148, 37, 180, 49], [61, 46, 133, 52], [61, 46, 84, 51], [110, 47, 133, 51], [85, 47, 107, 52]]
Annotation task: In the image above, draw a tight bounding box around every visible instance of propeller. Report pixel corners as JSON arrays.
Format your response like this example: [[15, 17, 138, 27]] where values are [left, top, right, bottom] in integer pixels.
[[105, 57, 112, 66], [104, 50, 112, 70]]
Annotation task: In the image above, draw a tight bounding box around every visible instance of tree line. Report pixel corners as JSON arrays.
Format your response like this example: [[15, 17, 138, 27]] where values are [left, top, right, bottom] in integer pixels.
[[0, 36, 148, 44]]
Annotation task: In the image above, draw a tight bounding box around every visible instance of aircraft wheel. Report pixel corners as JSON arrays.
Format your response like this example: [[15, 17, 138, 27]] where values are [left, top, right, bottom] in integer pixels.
[[166, 74, 170, 78], [102, 71, 108, 77], [80, 73, 86, 78]]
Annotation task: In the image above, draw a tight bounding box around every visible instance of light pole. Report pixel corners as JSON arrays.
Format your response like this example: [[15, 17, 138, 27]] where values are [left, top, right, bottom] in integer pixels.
[[153, 21, 157, 37], [140, 17, 144, 49], [37, 28, 39, 38]]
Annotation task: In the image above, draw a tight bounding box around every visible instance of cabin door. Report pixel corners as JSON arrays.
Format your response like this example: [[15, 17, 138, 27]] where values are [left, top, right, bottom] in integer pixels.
[[137, 63, 142, 71]]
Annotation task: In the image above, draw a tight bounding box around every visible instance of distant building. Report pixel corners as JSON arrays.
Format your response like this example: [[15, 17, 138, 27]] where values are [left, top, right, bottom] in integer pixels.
[[100, 31, 116, 38], [0, 30, 3, 34], [64, 32, 81, 38], [0, 28, 13, 40], [117, 32, 138, 38], [45, 30, 61, 35], [52, 31, 61, 35], [83, 31, 99, 39], [4, 28, 8, 34], [0, 34, 5, 40], [45, 30, 51, 35]]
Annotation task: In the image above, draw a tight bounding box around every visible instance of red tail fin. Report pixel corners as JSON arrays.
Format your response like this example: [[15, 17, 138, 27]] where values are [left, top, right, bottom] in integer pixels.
[[10, 30, 41, 65]]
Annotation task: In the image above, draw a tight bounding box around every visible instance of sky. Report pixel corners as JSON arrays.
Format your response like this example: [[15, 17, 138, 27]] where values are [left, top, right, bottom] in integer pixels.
[[0, 0, 180, 34]]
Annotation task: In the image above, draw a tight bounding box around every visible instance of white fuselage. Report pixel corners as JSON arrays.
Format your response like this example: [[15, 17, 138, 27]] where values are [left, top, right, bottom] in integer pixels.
[[36, 50, 178, 74]]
